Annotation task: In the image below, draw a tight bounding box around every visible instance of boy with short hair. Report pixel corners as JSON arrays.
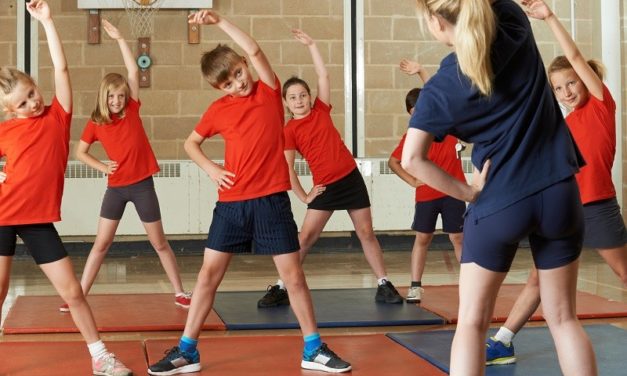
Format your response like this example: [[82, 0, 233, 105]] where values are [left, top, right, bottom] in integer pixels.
[[147, 9, 350, 375], [388, 59, 465, 303]]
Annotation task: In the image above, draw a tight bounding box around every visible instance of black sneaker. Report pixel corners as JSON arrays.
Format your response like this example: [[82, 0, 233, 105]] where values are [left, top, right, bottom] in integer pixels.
[[257, 284, 290, 308], [301, 343, 352, 373], [375, 280, 403, 304], [147, 346, 200, 375]]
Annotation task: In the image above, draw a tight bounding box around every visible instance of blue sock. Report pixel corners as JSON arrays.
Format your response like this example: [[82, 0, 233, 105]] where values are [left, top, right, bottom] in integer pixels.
[[303, 333, 322, 358], [179, 336, 198, 355]]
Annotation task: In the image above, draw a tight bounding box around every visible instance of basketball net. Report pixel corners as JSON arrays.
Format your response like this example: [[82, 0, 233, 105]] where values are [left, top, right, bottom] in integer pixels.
[[122, 0, 164, 38]]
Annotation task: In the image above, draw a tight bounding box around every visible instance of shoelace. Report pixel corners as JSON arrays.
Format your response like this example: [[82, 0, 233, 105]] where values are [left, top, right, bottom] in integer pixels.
[[161, 347, 183, 362], [317, 344, 338, 359]]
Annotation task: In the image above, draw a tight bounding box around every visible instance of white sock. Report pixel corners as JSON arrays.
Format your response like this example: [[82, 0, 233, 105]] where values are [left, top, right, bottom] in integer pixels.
[[87, 340, 108, 359], [494, 327, 515, 345], [377, 277, 389, 286], [276, 279, 285, 290]]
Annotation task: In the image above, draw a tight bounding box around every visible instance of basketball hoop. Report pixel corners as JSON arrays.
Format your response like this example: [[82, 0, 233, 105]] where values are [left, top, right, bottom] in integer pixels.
[[122, 0, 164, 38]]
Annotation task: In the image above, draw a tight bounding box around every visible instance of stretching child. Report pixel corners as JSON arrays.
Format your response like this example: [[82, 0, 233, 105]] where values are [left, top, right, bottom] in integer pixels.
[[389, 59, 465, 303], [60, 20, 190, 313], [0, 2, 132, 375], [402, 0, 596, 374], [257, 29, 402, 308], [147, 10, 350, 375], [485, 0, 627, 366]]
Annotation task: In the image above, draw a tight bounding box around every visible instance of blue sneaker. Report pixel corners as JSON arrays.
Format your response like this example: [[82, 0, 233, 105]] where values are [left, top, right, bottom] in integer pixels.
[[486, 337, 516, 365], [147, 346, 201, 375], [302, 343, 352, 373]]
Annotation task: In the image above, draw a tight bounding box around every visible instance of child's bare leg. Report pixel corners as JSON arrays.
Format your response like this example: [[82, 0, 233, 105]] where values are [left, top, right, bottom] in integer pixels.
[[273, 252, 317, 334], [449, 232, 463, 262], [0, 255, 12, 323], [347, 207, 386, 278], [411, 232, 433, 281], [143, 220, 185, 293], [597, 246, 627, 286], [80, 218, 119, 295], [297, 209, 333, 263]]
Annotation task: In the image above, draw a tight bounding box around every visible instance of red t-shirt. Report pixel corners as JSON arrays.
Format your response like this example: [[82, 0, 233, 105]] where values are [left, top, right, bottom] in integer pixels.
[[284, 98, 356, 186], [391, 134, 466, 202], [80, 99, 159, 187], [0, 98, 71, 225], [566, 85, 616, 205], [195, 76, 290, 202]]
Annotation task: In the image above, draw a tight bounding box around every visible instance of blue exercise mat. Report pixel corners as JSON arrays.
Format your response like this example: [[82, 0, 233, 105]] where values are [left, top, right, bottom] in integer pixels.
[[213, 288, 445, 330], [387, 325, 627, 375]]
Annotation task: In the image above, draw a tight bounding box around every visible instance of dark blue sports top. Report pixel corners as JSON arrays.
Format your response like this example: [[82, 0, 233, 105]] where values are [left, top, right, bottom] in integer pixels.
[[409, 0, 584, 219]]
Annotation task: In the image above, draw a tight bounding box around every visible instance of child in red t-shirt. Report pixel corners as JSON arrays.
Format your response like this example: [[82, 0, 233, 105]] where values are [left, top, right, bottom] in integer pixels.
[[0, 2, 131, 375], [486, 0, 627, 367], [256, 29, 403, 309], [63, 20, 190, 314], [388, 59, 466, 304], [147, 10, 350, 375]]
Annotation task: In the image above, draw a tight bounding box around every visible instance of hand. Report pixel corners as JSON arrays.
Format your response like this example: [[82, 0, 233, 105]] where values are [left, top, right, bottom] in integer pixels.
[[188, 9, 220, 25], [522, 0, 553, 20], [292, 29, 314, 46], [208, 166, 236, 191], [468, 159, 491, 203], [305, 184, 326, 204], [102, 19, 123, 40], [400, 59, 422, 76], [26, 0, 51, 22], [0, 172, 6, 184], [105, 161, 118, 175]]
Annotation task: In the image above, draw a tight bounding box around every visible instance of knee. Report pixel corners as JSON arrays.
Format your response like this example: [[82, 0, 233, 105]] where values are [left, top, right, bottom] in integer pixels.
[[449, 233, 463, 245], [60, 282, 86, 305], [151, 239, 170, 253], [281, 268, 308, 291], [298, 230, 318, 250], [415, 233, 433, 247], [355, 225, 376, 242]]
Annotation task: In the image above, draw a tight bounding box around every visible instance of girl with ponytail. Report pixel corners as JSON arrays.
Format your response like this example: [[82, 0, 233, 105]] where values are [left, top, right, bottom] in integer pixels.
[[402, 1, 597, 374]]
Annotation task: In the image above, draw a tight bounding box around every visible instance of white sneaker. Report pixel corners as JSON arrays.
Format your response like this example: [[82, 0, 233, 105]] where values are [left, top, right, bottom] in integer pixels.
[[406, 286, 424, 303]]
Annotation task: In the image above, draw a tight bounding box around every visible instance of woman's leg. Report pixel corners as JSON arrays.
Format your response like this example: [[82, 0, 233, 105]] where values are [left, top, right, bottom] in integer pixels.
[[143, 220, 185, 293], [347, 207, 386, 278], [538, 259, 597, 375], [79, 218, 120, 295], [297, 209, 333, 263], [450, 262, 507, 376]]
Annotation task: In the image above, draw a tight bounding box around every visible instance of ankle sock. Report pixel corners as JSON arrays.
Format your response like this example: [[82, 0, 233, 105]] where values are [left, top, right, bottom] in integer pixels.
[[377, 277, 389, 286], [411, 281, 422, 287], [303, 332, 322, 357], [179, 336, 198, 354], [494, 326, 515, 345], [87, 340, 108, 360], [276, 279, 286, 290]]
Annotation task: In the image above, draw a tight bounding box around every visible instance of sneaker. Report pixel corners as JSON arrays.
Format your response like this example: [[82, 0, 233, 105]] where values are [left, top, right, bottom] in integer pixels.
[[147, 346, 200, 375], [175, 292, 192, 309], [257, 284, 290, 308], [485, 337, 516, 365], [301, 343, 351, 373], [59, 303, 70, 313], [92, 352, 133, 376], [375, 280, 403, 304], [406, 286, 424, 303]]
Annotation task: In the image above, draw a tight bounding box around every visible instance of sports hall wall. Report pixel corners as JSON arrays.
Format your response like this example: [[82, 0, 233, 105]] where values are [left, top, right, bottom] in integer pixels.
[[0, 0, 624, 216]]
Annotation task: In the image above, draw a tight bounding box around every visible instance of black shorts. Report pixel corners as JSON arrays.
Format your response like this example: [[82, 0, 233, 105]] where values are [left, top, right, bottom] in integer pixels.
[[0, 223, 68, 264], [462, 177, 583, 272], [308, 168, 371, 211], [582, 197, 627, 249], [100, 176, 161, 223], [205, 192, 300, 255], [412, 196, 466, 234]]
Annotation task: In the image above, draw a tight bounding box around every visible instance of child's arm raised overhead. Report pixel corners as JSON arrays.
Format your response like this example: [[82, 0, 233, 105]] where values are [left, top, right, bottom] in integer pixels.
[[188, 10, 275, 89], [523, 0, 602, 100], [102, 19, 140, 101], [184, 131, 235, 191], [292, 29, 330, 105], [26, 0, 71, 112], [400, 59, 430, 84]]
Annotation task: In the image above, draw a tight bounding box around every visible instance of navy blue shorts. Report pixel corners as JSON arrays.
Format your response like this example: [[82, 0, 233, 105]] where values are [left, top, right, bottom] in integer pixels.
[[582, 197, 627, 249], [100, 177, 161, 223], [205, 192, 300, 255], [0, 223, 68, 265], [462, 177, 583, 272], [412, 196, 465, 234]]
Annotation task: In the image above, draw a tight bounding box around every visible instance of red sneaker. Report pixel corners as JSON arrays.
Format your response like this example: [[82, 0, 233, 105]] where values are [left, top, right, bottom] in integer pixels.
[[59, 303, 70, 313], [175, 292, 192, 308]]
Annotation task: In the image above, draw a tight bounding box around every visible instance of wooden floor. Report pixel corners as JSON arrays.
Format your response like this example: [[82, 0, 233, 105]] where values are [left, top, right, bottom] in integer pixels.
[[1, 244, 625, 345]]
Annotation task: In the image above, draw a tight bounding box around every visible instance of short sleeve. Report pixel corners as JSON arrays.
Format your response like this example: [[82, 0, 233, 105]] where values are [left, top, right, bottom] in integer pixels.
[[283, 125, 297, 151], [194, 106, 220, 139], [409, 84, 456, 142], [313, 97, 331, 113], [48, 97, 72, 133], [391, 134, 406, 160], [80, 121, 97, 144]]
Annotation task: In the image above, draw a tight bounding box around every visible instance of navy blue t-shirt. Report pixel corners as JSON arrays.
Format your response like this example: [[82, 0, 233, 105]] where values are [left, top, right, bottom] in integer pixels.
[[409, 0, 583, 220]]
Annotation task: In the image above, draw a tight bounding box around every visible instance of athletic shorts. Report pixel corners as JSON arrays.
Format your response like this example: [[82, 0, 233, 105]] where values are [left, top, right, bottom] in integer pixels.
[[308, 168, 371, 211], [205, 192, 300, 255], [412, 196, 466, 234], [582, 197, 627, 249], [0, 223, 68, 264], [100, 176, 161, 223], [461, 177, 583, 272]]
